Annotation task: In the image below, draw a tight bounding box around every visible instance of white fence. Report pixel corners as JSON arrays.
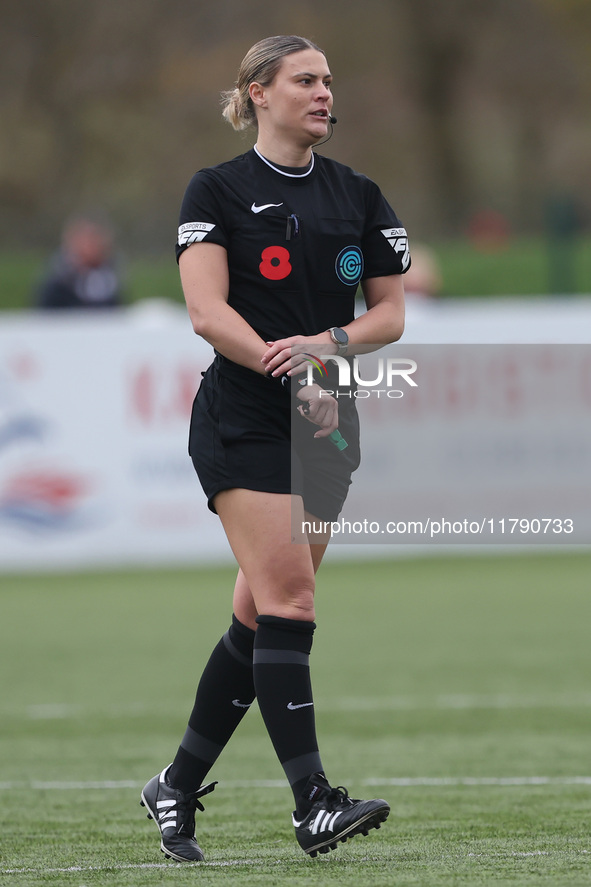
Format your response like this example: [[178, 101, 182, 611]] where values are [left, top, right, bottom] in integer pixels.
[[1, 297, 590, 570]]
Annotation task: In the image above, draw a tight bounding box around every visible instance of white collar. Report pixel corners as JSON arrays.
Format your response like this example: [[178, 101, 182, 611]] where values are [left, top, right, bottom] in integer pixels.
[[253, 144, 315, 178]]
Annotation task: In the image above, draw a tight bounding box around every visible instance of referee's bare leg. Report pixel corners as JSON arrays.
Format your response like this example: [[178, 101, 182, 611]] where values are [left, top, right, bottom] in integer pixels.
[[217, 490, 330, 631], [215, 488, 331, 811]]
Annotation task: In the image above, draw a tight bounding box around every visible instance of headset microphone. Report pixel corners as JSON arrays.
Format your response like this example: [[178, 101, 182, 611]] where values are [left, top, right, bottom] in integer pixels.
[[315, 115, 337, 147]]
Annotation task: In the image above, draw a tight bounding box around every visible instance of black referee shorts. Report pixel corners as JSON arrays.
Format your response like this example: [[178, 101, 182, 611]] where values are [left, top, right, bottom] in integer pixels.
[[188, 355, 360, 522]]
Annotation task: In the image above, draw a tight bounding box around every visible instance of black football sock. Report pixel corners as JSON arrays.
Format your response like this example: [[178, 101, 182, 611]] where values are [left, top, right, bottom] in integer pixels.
[[167, 614, 256, 793], [253, 615, 324, 817]]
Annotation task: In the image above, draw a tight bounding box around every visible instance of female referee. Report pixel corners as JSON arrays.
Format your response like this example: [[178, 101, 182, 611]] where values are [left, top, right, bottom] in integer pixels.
[[141, 34, 410, 862]]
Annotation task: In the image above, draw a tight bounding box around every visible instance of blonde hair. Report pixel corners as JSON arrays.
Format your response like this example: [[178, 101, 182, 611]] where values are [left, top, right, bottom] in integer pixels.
[[221, 35, 325, 131]]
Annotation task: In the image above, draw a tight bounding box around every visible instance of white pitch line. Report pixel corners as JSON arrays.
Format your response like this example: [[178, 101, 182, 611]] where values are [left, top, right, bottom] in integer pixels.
[[363, 776, 591, 787], [329, 693, 591, 711], [1, 776, 591, 791], [469, 850, 590, 858], [1, 860, 258, 874], [3, 849, 590, 876], [34, 779, 142, 790], [11, 693, 591, 721]]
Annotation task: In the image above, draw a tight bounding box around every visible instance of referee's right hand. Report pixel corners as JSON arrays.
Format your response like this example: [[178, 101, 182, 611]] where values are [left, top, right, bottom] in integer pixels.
[[296, 384, 339, 439]]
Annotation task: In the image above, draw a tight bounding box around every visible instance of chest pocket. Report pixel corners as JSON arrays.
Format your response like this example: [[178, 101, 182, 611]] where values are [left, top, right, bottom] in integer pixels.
[[238, 209, 302, 291]]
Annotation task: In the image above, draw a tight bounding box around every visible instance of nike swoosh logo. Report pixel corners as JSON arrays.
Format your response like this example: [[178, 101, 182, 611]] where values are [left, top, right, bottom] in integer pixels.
[[251, 202, 284, 214], [287, 701, 314, 710], [232, 699, 252, 709]]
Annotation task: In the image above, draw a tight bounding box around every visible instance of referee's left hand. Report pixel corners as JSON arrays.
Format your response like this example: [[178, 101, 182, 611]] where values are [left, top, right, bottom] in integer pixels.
[[296, 384, 339, 439]]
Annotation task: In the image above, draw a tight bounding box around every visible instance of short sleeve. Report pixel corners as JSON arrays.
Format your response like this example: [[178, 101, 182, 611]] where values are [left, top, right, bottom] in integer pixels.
[[361, 179, 411, 279], [175, 171, 230, 263]]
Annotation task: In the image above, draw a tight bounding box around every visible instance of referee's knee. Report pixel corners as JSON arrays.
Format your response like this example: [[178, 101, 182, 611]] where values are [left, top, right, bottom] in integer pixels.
[[266, 576, 316, 622], [281, 596, 316, 622]]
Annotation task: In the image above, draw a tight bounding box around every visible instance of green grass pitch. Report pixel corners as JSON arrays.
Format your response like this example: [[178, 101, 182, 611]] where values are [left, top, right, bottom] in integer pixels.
[[1, 551, 590, 885]]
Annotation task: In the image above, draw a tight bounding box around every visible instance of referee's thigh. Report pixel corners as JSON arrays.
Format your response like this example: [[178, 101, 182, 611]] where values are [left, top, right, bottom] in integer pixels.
[[214, 489, 317, 622]]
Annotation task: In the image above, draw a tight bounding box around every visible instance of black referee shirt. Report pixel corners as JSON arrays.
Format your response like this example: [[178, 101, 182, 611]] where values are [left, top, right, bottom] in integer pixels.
[[176, 147, 410, 342]]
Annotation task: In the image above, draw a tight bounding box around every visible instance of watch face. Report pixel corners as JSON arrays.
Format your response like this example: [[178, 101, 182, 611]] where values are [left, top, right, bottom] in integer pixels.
[[332, 327, 348, 346]]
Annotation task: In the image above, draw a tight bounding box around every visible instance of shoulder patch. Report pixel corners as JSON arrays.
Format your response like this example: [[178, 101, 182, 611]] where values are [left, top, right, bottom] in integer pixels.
[[178, 222, 216, 247], [381, 227, 410, 271]]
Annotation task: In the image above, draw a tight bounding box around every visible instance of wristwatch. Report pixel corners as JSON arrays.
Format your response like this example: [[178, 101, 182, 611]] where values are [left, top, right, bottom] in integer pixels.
[[328, 327, 349, 356]]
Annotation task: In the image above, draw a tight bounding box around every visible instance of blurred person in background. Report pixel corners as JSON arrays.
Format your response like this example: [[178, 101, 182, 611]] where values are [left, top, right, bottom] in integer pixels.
[[34, 214, 123, 310], [401, 243, 442, 303], [140, 34, 410, 863]]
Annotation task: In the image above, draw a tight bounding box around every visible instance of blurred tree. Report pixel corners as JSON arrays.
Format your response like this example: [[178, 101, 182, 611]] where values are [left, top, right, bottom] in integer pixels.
[[0, 0, 589, 251]]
